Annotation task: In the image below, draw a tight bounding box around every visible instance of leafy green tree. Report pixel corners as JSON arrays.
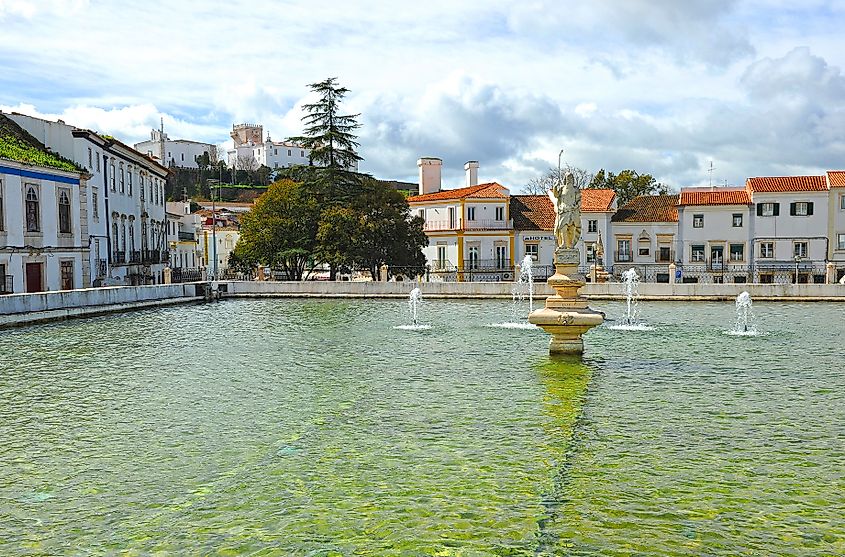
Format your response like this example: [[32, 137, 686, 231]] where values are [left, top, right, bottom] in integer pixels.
[[588, 169, 669, 207], [315, 206, 359, 279], [233, 179, 320, 280], [291, 77, 362, 170]]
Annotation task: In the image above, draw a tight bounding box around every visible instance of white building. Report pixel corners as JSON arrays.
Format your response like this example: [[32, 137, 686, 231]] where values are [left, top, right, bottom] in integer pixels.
[[828, 170, 845, 281], [165, 201, 203, 272], [226, 123, 358, 172], [1, 114, 90, 293], [7, 112, 170, 285], [676, 188, 753, 283], [408, 159, 514, 281], [746, 176, 830, 283], [135, 129, 217, 169], [610, 194, 679, 283]]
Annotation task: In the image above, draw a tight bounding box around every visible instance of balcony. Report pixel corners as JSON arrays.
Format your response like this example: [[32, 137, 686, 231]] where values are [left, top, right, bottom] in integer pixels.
[[462, 258, 512, 271], [143, 250, 162, 265], [423, 219, 512, 232], [1, 275, 12, 294], [178, 231, 196, 241]]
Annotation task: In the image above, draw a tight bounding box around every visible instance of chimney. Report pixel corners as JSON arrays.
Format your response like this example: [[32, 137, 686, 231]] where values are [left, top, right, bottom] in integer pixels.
[[417, 157, 442, 195], [464, 160, 479, 187]]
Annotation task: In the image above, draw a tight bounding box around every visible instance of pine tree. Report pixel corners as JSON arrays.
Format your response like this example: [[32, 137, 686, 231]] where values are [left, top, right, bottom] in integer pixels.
[[291, 77, 362, 170]]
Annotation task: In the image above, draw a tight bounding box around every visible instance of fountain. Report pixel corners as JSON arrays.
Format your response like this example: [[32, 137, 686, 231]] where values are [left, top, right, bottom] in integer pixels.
[[726, 291, 757, 336], [528, 171, 604, 354], [607, 268, 654, 331], [517, 254, 535, 312], [489, 256, 538, 329], [394, 287, 431, 330]]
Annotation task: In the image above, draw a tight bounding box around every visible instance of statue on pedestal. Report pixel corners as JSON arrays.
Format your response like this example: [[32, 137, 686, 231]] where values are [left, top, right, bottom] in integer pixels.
[[548, 171, 581, 251]]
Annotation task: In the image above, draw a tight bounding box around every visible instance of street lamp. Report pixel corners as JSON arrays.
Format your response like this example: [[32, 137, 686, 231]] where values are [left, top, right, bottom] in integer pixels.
[[794, 254, 801, 285]]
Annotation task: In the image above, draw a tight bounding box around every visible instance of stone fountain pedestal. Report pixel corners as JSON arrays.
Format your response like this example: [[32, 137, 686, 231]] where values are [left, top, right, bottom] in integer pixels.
[[528, 248, 604, 354]]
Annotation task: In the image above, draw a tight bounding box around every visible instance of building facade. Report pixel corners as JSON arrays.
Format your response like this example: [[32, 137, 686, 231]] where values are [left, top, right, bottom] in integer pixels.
[[135, 129, 217, 169], [1, 115, 90, 293], [7, 112, 170, 286]]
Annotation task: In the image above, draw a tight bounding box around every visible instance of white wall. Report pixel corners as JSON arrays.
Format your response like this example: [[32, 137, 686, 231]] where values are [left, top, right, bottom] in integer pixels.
[[678, 204, 752, 266], [136, 139, 214, 169], [0, 160, 87, 293], [751, 191, 829, 264]]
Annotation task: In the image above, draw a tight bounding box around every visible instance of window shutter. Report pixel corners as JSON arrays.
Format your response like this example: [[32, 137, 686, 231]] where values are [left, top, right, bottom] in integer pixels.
[[807, 202, 814, 215], [756, 204, 763, 216], [773, 203, 780, 216], [790, 203, 796, 216]]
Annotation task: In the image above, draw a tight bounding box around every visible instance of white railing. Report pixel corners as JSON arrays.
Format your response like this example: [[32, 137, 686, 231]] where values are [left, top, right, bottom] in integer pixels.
[[423, 219, 512, 231]]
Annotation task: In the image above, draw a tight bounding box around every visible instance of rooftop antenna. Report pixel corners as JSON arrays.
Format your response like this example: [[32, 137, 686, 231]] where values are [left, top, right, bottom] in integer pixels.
[[708, 160, 715, 189]]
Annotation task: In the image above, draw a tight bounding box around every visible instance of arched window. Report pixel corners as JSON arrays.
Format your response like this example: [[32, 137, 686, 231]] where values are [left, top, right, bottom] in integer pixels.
[[119, 162, 125, 193], [112, 220, 119, 258], [128, 217, 136, 254], [25, 186, 39, 232], [121, 217, 127, 254], [58, 190, 71, 233], [127, 166, 133, 196]]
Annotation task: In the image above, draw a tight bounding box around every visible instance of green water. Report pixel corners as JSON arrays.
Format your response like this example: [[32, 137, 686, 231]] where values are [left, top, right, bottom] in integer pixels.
[[1, 299, 843, 555]]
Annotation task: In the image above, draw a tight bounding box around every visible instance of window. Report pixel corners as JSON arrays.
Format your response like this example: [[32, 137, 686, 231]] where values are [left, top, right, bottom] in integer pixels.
[[658, 246, 671, 262], [495, 206, 504, 220], [467, 207, 475, 221], [639, 246, 650, 256], [288, 149, 292, 156], [92, 189, 99, 219], [757, 202, 779, 217], [586, 243, 595, 262], [794, 241, 808, 258], [436, 245, 447, 269], [448, 207, 455, 229], [840, 195, 845, 210], [691, 244, 705, 262], [119, 162, 125, 193], [467, 246, 480, 269], [525, 243, 539, 261], [60, 261, 74, 290], [274, 149, 278, 155], [760, 242, 774, 258], [838, 234, 845, 250], [617, 239, 631, 261], [95, 153, 100, 172], [588, 220, 597, 233], [110, 162, 116, 190], [730, 243, 744, 261], [25, 186, 39, 232], [128, 168, 133, 196], [0, 179, 4, 232], [181, 153, 185, 162], [693, 214, 704, 228], [759, 273, 774, 284], [732, 213, 743, 227], [418, 209, 425, 219], [88, 147, 92, 169], [790, 202, 813, 216], [495, 245, 507, 268], [58, 190, 71, 233], [300, 150, 304, 157]]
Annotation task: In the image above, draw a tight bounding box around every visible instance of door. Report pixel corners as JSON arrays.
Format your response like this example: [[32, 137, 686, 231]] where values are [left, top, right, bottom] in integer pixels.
[[710, 246, 724, 270], [495, 245, 507, 269], [448, 207, 456, 229], [25, 262, 43, 293]]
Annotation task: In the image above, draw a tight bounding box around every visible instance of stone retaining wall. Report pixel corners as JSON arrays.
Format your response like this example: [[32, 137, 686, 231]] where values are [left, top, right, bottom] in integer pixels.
[[0, 284, 204, 327]]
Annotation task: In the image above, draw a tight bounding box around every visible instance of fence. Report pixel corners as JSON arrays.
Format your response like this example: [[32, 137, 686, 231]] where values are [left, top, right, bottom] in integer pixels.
[[0, 275, 12, 295], [171, 268, 204, 283]]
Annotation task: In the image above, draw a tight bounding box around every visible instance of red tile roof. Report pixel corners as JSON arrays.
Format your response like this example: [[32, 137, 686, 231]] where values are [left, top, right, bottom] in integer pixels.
[[511, 195, 554, 230], [611, 194, 679, 223], [678, 188, 751, 206], [828, 170, 845, 188], [746, 175, 827, 192], [582, 188, 616, 212], [407, 182, 508, 202]]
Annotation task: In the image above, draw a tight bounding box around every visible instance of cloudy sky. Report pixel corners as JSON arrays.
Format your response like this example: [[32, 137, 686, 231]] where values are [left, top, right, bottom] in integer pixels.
[[2, 0, 844, 191]]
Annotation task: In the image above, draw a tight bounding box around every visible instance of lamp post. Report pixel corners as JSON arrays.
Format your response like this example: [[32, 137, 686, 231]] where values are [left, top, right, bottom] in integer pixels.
[[794, 254, 801, 285], [208, 178, 220, 281]]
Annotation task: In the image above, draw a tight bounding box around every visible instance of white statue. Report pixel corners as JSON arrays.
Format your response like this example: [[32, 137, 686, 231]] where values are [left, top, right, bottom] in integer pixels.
[[549, 171, 581, 250]]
